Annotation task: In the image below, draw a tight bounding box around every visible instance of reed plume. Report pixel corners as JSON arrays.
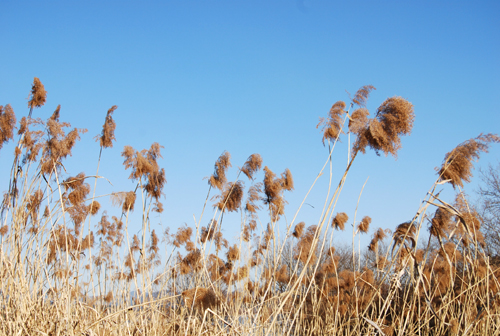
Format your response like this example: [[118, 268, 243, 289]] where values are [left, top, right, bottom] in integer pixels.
[[353, 96, 414, 157], [357, 216, 371, 233], [241, 153, 262, 180], [27, 77, 47, 109], [215, 180, 244, 212], [438, 133, 500, 188], [292, 221, 305, 238], [0, 105, 16, 151], [332, 212, 348, 230], [98, 105, 118, 148], [352, 85, 376, 107], [317, 101, 346, 145], [209, 151, 231, 190], [182, 288, 218, 311], [263, 166, 294, 221]]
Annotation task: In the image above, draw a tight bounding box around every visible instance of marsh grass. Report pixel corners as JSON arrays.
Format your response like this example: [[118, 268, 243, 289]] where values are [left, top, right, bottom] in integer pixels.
[[0, 79, 499, 335]]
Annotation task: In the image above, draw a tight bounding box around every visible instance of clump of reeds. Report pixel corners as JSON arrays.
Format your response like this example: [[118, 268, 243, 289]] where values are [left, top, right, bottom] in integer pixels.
[[2, 79, 500, 336]]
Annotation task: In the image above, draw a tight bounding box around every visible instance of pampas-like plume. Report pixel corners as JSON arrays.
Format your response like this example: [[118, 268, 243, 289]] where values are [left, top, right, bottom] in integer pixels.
[[393, 221, 416, 250], [122, 191, 136, 213], [215, 180, 244, 212], [0, 105, 16, 151], [40, 106, 87, 174], [429, 207, 452, 238], [352, 85, 376, 107], [317, 101, 346, 145], [226, 244, 240, 262], [368, 228, 388, 252], [353, 96, 414, 158], [182, 287, 218, 311], [438, 133, 500, 189], [332, 212, 348, 231], [28, 77, 47, 109], [241, 153, 263, 180], [263, 166, 294, 221], [98, 105, 117, 148], [245, 183, 262, 214], [209, 151, 231, 190], [293, 222, 305, 238], [358, 216, 371, 234]]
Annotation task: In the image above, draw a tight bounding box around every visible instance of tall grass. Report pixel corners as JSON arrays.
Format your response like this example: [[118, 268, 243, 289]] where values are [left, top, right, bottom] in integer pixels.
[[0, 79, 499, 335]]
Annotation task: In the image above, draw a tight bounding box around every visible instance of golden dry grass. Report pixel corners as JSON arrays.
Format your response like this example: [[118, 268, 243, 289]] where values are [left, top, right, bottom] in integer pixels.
[[0, 79, 499, 336]]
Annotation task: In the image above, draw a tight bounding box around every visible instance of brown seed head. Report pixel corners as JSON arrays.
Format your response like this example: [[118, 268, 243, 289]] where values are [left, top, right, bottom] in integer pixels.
[[216, 180, 244, 212], [173, 226, 192, 248], [358, 216, 371, 234], [226, 244, 240, 262], [0, 105, 16, 150], [245, 183, 262, 214], [200, 219, 218, 243], [122, 191, 136, 212], [332, 212, 348, 231], [99, 105, 118, 148], [182, 287, 218, 311], [438, 134, 500, 189], [280, 168, 294, 191], [241, 153, 263, 180], [28, 77, 47, 109], [429, 207, 452, 238], [348, 108, 369, 135], [354, 96, 414, 158], [209, 151, 231, 190], [293, 221, 305, 238], [317, 101, 346, 145], [352, 85, 376, 107], [393, 221, 416, 249]]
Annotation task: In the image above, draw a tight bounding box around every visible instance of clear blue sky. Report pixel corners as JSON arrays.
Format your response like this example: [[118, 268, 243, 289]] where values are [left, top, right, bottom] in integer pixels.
[[1, 1, 499, 248]]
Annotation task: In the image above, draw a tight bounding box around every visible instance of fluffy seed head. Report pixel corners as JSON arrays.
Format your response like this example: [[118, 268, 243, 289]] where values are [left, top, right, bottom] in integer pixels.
[[352, 85, 376, 107], [99, 105, 117, 148], [209, 151, 231, 190], [332, 212, 348, 231], [353, 96, 414, 158], [241, 154, 263, 180], [28, 77, 47, 109], [0, 105, 16, 150], [438, 134, 500, 189], [216, 180, 244, 212], [358, 216, 371, 234], [317, 101, 346, 145], [293, 222, 305, 238]]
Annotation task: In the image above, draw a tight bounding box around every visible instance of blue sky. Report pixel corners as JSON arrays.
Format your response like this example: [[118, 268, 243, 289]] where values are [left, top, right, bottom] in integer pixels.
[[1, 1, 499, 248]]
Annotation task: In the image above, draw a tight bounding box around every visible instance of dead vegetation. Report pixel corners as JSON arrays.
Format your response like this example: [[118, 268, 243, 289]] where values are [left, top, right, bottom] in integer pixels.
[[0, 79, 499, 335]]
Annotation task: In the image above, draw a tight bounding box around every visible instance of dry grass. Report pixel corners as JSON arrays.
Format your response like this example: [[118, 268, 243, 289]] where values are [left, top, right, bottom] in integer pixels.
[[0, 79, 499, 336]]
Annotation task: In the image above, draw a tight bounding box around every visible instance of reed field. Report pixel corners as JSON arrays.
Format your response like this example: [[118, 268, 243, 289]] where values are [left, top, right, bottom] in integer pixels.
[[1, 78, 500, 336]]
